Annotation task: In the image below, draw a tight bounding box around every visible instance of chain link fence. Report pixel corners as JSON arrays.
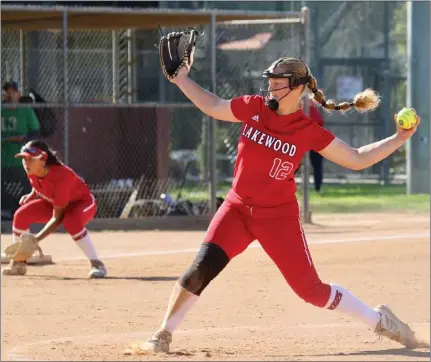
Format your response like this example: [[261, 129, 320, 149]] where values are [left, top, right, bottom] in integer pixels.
[[1, 102, 212, 219], [214, 18, 304, 173], [2, 29, 119, 103], [3, 6, 401, 223], [3, 30, 65, 102]]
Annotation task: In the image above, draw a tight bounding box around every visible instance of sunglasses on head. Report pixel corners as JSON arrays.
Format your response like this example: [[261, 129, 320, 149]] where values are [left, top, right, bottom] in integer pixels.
[[20, 146, 47, 159], [21, 146, 40, 154]]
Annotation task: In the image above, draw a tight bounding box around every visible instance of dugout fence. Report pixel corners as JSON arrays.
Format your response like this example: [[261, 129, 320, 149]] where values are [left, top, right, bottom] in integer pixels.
[[1, 5, 312, 226]]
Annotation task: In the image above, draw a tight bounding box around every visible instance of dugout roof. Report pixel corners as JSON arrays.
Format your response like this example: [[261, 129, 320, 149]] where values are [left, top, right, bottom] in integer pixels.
[[1, 5, 303, 30]]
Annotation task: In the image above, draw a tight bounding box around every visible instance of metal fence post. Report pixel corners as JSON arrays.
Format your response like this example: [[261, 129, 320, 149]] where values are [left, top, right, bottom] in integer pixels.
[[19, 30, 25, 93], [62, 10, 69, 164], [301, 6, 312, 224], [381, 64, 391, 185], [209, 12, 218, 217], [127, 29, 132, 104], [127, 29, 135, 103], [407, 0, 431, 194], [381, 2, 391, 186], [112, 30, 118, 103]]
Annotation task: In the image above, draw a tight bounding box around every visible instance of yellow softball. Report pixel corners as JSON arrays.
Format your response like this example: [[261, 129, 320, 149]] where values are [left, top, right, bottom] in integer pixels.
[[396, 107, 417, 130]]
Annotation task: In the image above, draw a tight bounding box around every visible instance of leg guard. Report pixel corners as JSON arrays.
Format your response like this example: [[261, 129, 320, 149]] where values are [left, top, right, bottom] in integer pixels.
[[179, 242, 230, 296]]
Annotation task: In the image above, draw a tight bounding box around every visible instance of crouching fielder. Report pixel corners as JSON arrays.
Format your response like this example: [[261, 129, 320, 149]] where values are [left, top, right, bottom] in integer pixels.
[[3, 140, 106, 278]]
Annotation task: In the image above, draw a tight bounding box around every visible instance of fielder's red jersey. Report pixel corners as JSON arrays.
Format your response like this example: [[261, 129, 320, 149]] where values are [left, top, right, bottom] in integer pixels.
[[28, 164, 92, 208], [227, 95, 335, 207]]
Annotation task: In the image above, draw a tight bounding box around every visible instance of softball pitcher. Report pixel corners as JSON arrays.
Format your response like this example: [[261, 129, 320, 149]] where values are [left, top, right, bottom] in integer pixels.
[[3, 140, 107, 278], [126, 31, 424, 354]]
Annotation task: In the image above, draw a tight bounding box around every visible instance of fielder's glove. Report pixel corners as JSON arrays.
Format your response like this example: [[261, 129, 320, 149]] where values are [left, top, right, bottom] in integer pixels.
[[4, 233, 40, 263], [159, 29, 200, 82]]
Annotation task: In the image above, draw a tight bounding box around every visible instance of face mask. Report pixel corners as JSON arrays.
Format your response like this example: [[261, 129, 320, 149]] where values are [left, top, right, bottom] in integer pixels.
[[260, 58, 311, 111]]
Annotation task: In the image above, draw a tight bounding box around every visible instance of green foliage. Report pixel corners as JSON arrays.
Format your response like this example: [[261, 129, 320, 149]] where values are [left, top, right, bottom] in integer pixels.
[[390, 2, 408, 56]]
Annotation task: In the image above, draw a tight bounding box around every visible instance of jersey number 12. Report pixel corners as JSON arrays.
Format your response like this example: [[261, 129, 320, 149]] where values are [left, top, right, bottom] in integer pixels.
[[269, 158, 294, 180]]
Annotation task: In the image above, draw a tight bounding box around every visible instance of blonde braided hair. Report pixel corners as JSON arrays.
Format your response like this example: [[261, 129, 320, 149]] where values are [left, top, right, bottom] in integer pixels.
[[274, 57, 381, 112]]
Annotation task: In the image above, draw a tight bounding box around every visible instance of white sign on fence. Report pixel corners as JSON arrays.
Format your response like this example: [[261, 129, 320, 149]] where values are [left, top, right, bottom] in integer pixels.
[[336, 76, 363, 100]]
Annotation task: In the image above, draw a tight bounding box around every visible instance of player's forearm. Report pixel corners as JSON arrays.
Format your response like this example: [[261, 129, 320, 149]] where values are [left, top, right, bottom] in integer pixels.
[[35, 216, 63, 242], [175, 76, 223, 118], [355, 134, 404, 170]]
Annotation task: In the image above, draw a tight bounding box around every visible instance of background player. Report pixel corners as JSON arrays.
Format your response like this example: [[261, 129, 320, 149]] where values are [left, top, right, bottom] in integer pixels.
[[300, 98, 326, 192], [4, 139, 107, 278], [126, 55, 423, 354], [1, 81, 40, 219]]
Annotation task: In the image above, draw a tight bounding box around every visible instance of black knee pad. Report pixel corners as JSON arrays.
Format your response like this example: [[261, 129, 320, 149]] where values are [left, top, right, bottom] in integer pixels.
[[179, 242, 229, 296]]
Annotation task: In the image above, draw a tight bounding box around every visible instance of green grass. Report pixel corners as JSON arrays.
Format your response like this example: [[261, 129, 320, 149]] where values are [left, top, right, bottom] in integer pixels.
[[299, 184, 430, 213], [168, 183, 430, 214]]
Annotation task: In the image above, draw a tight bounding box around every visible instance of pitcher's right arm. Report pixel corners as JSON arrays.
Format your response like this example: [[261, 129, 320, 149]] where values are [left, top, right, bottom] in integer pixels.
[[173, 68, 241, 123]]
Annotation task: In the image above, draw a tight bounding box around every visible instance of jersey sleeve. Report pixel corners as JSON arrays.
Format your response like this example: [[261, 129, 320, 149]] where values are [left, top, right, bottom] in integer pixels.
[[230, 95, 263, 121], [308, 122, 336, 152]]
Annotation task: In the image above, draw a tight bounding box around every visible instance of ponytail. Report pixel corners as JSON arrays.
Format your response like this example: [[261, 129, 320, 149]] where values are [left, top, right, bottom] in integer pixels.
[[306, 75, 381, 113]]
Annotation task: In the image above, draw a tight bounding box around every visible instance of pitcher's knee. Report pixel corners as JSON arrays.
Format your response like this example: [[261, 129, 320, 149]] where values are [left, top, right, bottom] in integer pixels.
[[294, 280, 331, 308], [179, 242, 229, 296]]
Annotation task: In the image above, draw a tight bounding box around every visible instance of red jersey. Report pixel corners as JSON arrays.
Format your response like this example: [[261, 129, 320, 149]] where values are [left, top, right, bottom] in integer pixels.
[[28, 164, 93, 208], [226, 95, 335, 207]]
